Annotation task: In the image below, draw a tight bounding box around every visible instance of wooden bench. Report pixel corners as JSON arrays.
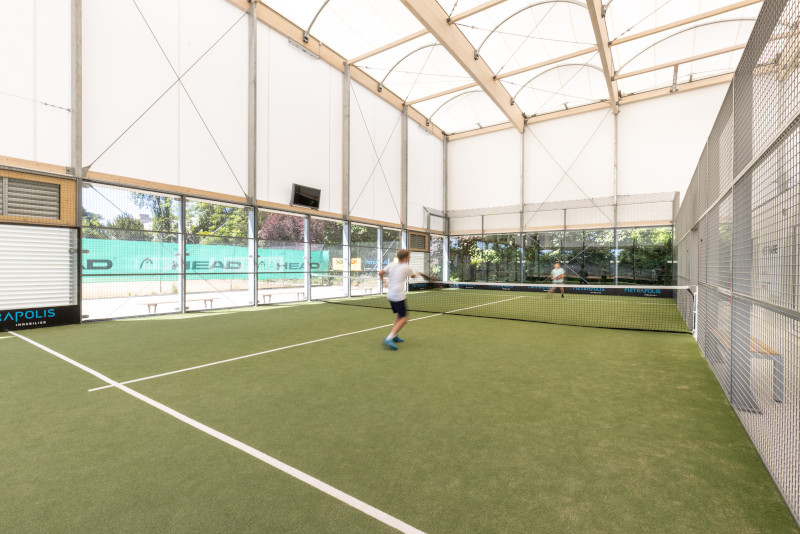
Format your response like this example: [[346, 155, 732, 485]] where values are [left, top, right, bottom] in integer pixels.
[[708, 329, 783, 404], [259, 290, 306, 304], [143, 297, 217, 314]]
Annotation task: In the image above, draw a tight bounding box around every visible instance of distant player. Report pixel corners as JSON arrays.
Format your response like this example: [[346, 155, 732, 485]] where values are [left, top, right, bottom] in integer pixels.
[[379, 249, 424, 350], [548, 261, 565, 298]]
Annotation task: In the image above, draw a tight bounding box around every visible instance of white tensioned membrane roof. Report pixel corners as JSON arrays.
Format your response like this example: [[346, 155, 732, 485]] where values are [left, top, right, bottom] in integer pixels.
[[265, 0, 761, 135]]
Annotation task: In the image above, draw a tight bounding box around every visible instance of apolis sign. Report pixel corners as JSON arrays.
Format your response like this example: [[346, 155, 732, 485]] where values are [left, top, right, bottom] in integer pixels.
[[0, 305, 81, 331]]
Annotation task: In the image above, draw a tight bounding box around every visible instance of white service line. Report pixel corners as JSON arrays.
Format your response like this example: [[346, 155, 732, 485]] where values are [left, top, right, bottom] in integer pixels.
[[89, 295, 525, 393], [0, 336, 12, 340], [9, 330, 425, 534]]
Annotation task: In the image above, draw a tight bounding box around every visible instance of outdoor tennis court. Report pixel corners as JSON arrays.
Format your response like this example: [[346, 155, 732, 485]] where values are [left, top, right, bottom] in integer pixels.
[[2, 302, 796, 533]]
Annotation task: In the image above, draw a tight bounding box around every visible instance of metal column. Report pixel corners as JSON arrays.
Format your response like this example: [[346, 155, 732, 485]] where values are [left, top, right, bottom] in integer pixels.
[[520, 130, 525, 282], [342, 64, 350, 220], [71, 0, 84, 317], [402, 105, 409, 232], [247, 0, 258, 307]]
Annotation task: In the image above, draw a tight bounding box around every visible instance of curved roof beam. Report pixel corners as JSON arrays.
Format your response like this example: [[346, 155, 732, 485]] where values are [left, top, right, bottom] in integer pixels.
[[474, 0, 588, 60], [616, 18, 756, 73], [303, 0, 332, 44], [511, 63, 604, 102], [401, 0, 524, 131], [610, 0, 761, 46], [377, 43, 440, 93], [428, 89, 486, 123]]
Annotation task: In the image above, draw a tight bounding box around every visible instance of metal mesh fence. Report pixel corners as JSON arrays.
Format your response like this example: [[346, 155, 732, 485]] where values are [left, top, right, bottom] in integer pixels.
[[674, 0, 800, 524]]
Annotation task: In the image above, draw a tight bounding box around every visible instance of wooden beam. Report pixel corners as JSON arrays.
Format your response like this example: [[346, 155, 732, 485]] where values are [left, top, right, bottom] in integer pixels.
[[619, 73, 733, 104], [448, 74, 733, 139], [400, 0, 524, 131], [614, 44, 746, 80], [251, 2, 444, 140], [586, 0, 619, 113], [0, 155, 70, 176], [406, 82, 478, 105], [349, 29, 428, 65], [610, 0, 762, 46], [495, 46, 597, 80], [449, 0, 509, 23], [349, 0, 509, 65], [448, 122, 516, 140]]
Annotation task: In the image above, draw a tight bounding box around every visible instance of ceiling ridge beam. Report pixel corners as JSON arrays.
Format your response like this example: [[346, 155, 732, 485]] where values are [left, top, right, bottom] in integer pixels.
[[586, 0, 619, 113], [447, 73, 734, 140], [614, 43, 746, 80], [349, 0, 510, 65], [401, 0, 524, 131], [610, 0, 762, 46]]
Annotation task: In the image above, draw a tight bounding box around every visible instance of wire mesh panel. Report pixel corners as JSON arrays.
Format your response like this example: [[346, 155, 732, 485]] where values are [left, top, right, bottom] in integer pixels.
[[680, 0, 800, 524]]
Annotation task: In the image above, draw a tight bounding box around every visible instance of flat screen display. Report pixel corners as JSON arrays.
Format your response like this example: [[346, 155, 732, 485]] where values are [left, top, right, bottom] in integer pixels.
[[291, 184, 321, 209]]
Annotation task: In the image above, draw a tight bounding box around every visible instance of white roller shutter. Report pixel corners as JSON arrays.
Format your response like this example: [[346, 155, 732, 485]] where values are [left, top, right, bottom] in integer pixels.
[[0, 224, 77, 309]]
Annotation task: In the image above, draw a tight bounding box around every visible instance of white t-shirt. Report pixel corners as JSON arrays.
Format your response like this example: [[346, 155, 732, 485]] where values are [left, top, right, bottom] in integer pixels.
[[551, 267, 565, 284], [383, 262, 414, 302]]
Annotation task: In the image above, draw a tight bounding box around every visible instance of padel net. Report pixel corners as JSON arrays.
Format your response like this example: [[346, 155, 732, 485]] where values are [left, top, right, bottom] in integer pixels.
[[321, 279, 695, 334]]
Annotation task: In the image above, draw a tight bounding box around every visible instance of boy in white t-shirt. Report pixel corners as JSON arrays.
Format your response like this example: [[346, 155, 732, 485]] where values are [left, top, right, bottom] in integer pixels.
[[547, 261, 565, 298], [379, 249, 424, 350]]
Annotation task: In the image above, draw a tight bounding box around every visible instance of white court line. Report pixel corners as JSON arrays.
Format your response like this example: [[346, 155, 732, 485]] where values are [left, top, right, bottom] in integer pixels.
[[88, 295, 525, 393], [9, 330, 425, 534], [0, 335, 12, 340]]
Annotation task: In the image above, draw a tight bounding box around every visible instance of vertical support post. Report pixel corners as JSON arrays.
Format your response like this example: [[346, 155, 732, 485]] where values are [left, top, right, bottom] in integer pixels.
[[71, 0, 83, 317], [377, 226, 383, 294], [613, 112, 619, 285], [304, 215, 311, 300], [343, 221, 351, 297], [342, 64, 351, 220], [401, 105, 409, 232], [179, 195, 186, 312], [247, 0, 258, 307], [442, 136, 449, 281], [520, 130, 525, 282]]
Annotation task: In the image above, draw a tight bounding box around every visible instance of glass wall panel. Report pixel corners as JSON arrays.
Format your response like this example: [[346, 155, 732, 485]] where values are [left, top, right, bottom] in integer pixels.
[[382, 228, 401, 268], [257, 210, 308, 304], [310, 217, 346, 299], [185, 199, 253, 310], [617, 226, 674, 285], [351, 223, 380, 295], [81, 184, 181, 319], [563, 229, 615, 284], [448, 234, 521, 282], [523, 231, 563, 283], [429, 235, 444, 280]]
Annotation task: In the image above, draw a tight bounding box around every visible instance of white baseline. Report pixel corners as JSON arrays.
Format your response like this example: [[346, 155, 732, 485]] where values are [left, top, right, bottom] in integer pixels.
[[10, 331, 425, 534]]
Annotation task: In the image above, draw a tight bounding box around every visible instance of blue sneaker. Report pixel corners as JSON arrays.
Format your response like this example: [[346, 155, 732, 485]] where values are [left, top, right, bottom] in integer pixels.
[[383, 338, 398, 350], [393, 336, 404, 343]]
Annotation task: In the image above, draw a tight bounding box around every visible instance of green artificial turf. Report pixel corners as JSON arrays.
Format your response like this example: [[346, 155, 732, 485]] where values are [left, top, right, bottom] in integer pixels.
[[1, 304, 796, 533], [326, 288, 692, 333]]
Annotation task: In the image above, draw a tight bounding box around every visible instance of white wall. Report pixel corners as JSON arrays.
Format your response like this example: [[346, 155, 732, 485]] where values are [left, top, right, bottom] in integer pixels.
[[259, 25, 342, 213], [448, 128, 521, 212], [349, 82, 402, 224], [0, 0, 70, 167], [83, 0, 248, 197], [618, 84, 728, 200], [408, 122, 443, 229]]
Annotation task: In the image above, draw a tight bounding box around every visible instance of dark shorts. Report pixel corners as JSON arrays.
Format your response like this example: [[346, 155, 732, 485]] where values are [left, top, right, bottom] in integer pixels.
[[389, 299, 407, 318]]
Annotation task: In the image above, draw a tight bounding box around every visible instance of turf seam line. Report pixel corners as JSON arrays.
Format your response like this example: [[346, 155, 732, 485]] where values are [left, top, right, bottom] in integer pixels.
[[88, 295, 525, 393], [9, 330, 426, 534]]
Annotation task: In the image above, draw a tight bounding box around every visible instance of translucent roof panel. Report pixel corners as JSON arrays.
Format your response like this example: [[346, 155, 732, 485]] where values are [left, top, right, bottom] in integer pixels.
[[617, 49, 744, 95], [500, 52, 606, 115], [412, 89, 507, 134], [263, 0, 424, 60], [354, 35, 474, 103], [453, 0, 596, 77], [613, 19, 755, 76], [606, 0, 762, 43]]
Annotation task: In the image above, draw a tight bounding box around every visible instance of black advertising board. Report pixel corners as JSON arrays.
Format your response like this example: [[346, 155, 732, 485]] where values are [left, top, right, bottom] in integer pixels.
[[0, 305, 81, 331]]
